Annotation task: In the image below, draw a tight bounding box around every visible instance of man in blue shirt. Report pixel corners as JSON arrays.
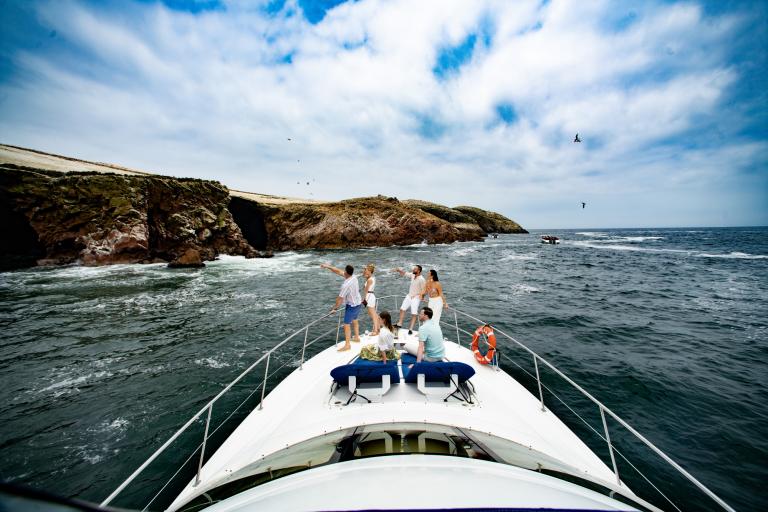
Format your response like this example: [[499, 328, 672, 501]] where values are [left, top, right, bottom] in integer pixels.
[[416, 307, 445, 362]]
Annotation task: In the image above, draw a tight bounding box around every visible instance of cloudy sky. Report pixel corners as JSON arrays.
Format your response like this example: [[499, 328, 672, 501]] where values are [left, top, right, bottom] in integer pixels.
[[0, 0, 765, 228]]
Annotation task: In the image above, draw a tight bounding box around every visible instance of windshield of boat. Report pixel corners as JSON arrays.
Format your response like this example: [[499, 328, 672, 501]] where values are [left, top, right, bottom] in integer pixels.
[[177, 421, 628, 512]]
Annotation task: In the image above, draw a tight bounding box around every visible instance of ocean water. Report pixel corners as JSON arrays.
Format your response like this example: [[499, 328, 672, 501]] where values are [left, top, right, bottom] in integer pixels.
[[0, 227, 766, 510]]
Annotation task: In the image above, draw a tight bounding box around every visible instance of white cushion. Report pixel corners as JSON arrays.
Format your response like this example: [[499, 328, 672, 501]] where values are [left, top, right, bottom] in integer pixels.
[[403, 339, 419, 356]]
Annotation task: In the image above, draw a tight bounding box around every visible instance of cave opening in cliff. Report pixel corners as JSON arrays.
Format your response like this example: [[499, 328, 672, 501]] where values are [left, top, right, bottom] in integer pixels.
[[228, 197, 269, 250], [146, 205, 168, 261], [0, 204, 45, 271]]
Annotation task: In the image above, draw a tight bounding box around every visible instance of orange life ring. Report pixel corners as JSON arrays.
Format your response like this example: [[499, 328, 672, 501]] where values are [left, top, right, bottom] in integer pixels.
[[471, 325, 496, 365]]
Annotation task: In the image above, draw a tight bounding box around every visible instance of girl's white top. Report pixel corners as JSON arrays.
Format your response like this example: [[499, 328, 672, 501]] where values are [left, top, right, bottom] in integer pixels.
[[378, 327, 394, 351]]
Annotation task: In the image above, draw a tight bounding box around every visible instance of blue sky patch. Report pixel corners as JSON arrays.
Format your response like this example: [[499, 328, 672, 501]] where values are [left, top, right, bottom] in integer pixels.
[[433, 33, 477, 81], [299, 0, 349, 24], [414, 113, 446, 140], [136, 0, 224, 14], [495, 103, 518, 125], [264, 0, 286, 16], [478, 14, 495, 48]]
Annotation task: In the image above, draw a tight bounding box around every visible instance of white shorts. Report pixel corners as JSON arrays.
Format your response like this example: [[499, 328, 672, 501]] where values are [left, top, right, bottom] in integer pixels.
[[400, 295, 421, 315], [365, 293, 376, 309]]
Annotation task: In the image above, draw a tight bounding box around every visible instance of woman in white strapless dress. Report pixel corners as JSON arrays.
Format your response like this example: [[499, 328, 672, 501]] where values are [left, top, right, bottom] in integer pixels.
[[426, 269, 448, 324], [362, 264, 380, 335]]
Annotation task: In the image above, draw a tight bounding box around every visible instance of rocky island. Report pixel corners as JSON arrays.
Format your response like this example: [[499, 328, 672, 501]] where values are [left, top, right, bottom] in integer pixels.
[[0, 144, 527, 271]]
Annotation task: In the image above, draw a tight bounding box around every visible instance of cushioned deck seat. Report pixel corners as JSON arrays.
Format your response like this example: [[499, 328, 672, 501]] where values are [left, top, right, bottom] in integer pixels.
[[403, 362, 475, 384], [330, 363, 400, 387]]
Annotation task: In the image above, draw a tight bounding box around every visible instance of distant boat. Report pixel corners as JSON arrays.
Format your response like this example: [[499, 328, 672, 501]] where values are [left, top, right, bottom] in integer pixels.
[[489, 233, 498, 239], [541, 235, 560, 244]]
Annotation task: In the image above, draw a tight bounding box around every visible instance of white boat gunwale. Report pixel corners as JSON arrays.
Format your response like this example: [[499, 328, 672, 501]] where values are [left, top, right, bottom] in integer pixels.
[[100, 295, 735, 512]]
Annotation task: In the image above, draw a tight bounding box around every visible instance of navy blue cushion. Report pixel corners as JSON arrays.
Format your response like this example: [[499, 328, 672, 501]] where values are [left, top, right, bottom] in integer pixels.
[[403, 362, 475, 384], [400, 353, 417, 365], [351, 357, 398, 367], [330, 363, 400, 386]]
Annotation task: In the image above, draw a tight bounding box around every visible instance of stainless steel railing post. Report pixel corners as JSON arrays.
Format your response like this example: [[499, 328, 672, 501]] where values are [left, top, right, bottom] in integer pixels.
[[600, 405, 621, 485], [454, 310, 460, 347], [335, 310, 342, 346], [299, 326, 309, 370], [258, 352, 271, 410], [533, 355, 545, 412], [194, 404, 213, 486]]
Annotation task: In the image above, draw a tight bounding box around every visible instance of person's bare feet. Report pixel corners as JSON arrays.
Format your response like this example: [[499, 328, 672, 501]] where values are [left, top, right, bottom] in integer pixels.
[[370, 331, 380, 336], [337, 345, 351, 352], [352, 337, 361, 343]]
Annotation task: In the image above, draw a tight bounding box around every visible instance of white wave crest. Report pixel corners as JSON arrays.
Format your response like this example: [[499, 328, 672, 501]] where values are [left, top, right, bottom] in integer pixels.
[[500, 253, 537, 261], [452, 247, 478, 257], [571, 241, 687, 254], [698, 252, 767, 260], [38, 371, 113, 395], [88, 418, 129, 435], [621, 236, 664, 242], [512, 284, 540, 293], [195, 357, 230, 369]]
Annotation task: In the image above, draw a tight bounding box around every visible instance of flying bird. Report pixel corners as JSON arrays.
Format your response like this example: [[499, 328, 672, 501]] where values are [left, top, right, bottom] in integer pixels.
[[574, 133, 581, 143], [287, 138, 292, 141], [581, 202, 586, 209]]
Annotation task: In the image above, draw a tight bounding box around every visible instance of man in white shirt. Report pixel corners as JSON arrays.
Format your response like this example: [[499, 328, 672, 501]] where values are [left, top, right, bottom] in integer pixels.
[[321, 263, 362, 352], [392, 264, 426, 334]]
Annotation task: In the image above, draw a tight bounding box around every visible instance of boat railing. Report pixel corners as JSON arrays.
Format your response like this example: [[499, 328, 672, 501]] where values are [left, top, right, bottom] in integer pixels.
[[101, 308, 346, 509], [437, 304, 735, 512], [101, 295, 734, 512]]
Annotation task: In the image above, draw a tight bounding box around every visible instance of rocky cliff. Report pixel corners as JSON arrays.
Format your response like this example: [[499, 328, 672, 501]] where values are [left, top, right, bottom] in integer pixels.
[[1, 144, 529, 271], [402, 200, 487, 239], [229, 194, 485, 251], [453, 205, 528, 234], [0, 165, 262, 270]]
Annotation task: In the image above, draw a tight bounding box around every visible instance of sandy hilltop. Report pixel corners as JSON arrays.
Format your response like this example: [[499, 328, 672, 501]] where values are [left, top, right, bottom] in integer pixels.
[[0, 144, 527, 271]]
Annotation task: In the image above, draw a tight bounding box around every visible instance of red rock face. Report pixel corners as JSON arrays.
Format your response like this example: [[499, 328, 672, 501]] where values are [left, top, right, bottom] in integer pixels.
[[79, 225, 150, 265], [1, 166, 527, 271], [0, 167, 262, 269], [168, 248, 205, 268], [249, 196, 485, 251]]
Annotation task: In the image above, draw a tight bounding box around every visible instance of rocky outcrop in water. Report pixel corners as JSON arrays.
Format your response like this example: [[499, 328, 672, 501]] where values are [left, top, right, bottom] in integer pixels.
[[402, 200, 487, 239], [0, 165, 263, 270], [453, 206, 528, 234], [229, 195, 485, 251]]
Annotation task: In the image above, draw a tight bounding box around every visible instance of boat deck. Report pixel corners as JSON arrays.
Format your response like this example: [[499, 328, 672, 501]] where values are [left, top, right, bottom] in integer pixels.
[[168, 332, 629, 510]]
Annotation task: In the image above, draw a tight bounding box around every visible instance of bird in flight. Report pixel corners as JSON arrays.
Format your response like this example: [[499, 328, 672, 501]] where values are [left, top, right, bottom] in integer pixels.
[[287, 138, 292, 141], [574, 133, 581, 143], [581, 202, 586, 209]]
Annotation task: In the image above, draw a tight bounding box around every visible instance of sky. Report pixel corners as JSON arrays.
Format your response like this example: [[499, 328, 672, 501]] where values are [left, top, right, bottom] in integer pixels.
[[0, 0, 766, 229]]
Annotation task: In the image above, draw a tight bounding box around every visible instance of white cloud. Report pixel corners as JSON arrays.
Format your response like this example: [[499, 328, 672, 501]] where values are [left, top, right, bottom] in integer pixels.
[[0, 0, 764, 228]]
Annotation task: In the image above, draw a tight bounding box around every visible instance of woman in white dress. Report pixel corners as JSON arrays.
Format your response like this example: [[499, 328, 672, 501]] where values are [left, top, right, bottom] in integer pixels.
[[426, 269, 448, 324], [362, 264, 379, 335], [377, 311, 396, 364]]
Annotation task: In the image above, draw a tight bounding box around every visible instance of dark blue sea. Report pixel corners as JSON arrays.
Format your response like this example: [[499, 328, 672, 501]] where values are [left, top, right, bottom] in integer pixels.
[[1, 227, 766, 511]]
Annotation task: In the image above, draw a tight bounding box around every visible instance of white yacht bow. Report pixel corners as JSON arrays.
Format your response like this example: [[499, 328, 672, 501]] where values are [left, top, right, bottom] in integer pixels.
[[101, 298, 735, 512]]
